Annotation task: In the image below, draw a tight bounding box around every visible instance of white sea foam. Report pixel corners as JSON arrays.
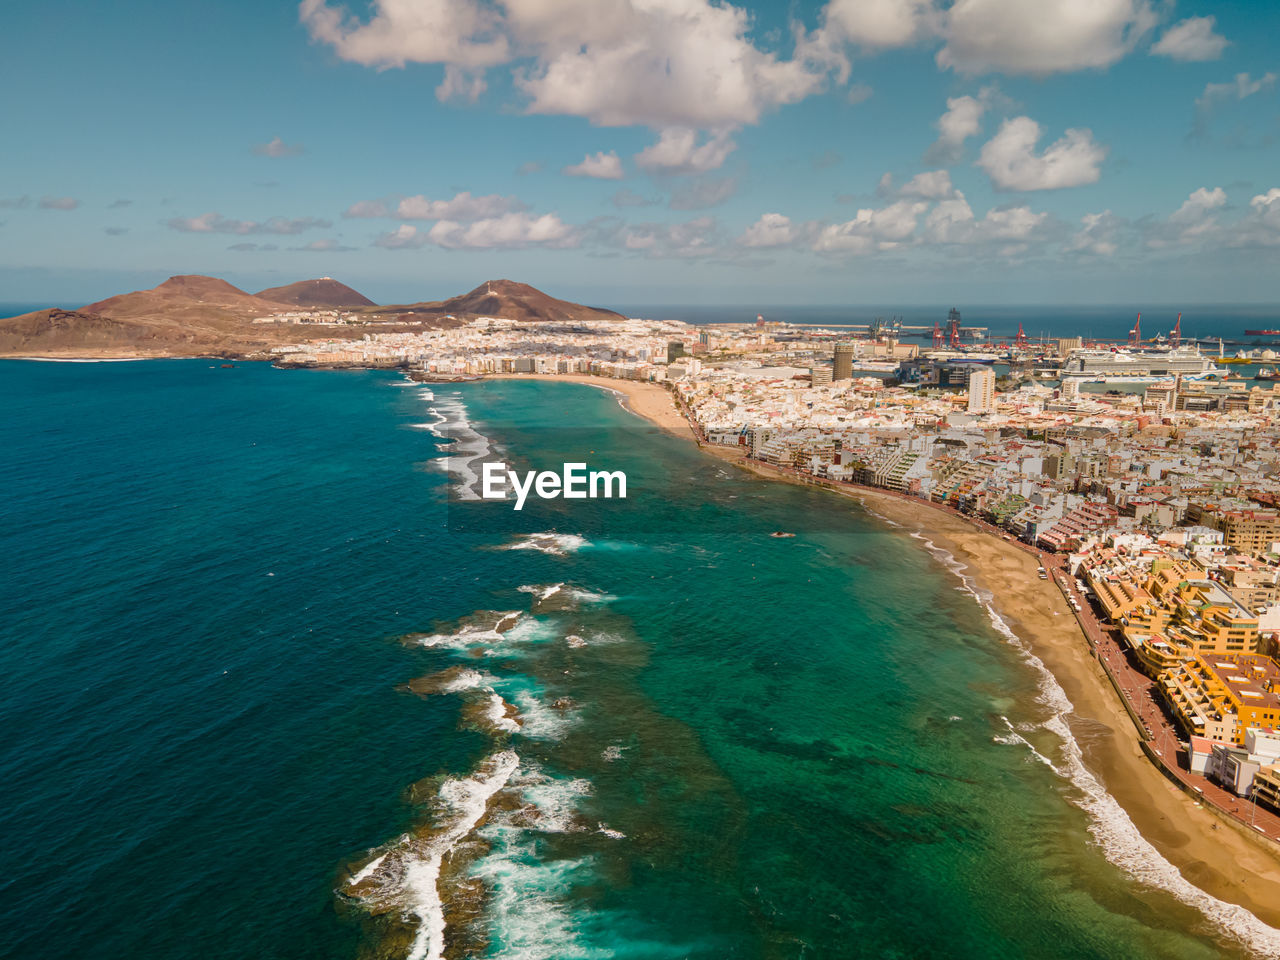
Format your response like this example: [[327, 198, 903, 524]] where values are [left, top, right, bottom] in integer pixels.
[[348, 852, 387, 885], [597, 824, 625, 840], [517, 583, 615, 606], [501, 616, 560, 648], [567, 587, 616, 604], [506, 533, 590, 557], [511, 689, 576, 741], [601, 745, 626, 762], [440, 669, 494, 693], [479, 693, 522, 735], [511, 767, 594, 834], [467, 836, 596, 960], [424, 396, 499, 501], [565, 634, 588, 649], [518, 583, 565, 601], [461, 760, 608, 959], [347, 750, 520, 960], [413, 612, 521, 651], [913, 532, 1280, 957]]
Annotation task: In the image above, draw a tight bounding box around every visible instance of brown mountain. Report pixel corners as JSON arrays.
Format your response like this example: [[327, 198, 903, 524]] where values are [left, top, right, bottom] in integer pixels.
[[0, 275, 316, 357], [377, 279, 627, 325], [255, 277, 375, 308], [84, 274, 287, 321], [0, 276, 625, 358]]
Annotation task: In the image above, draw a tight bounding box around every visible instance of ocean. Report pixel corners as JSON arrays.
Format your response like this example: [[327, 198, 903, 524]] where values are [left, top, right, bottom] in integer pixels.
[[1, 359, 1276, 960], [612, 305, 1280, 345]]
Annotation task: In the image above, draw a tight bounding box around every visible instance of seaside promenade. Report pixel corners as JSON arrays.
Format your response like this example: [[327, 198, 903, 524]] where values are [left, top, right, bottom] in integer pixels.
[[667, 388, 1280, 847]]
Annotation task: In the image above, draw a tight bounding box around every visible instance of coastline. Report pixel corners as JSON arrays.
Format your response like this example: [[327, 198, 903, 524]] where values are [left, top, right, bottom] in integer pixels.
[[19, 357, 1280, 942], [580, 378, 1280, 934]]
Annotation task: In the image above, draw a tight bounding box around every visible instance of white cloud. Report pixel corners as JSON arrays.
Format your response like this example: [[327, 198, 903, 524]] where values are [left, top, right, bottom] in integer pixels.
[[252, 136, 304, 158], [304, 0, 828, 131], [978, 205, 1048, 240], [344, 199, 390, 218], [635, 128, 736, 174], [614, 216, 720, 258], [1150, 16, 1228, 62], [38, 196, 79, 210], [937, 0, 1156, 75], [812, 199, 930, 253], [919, 192, 1050, 246], [437, 65, 487, 102], [166, 212, 331, 234], [900, 170, 955, 199], [1193, 72, 1278, 137], [374, 224, 426, 248], [738, 213, 796, 248], [817, 0, 938, 50], [513, 0, 826, 128], [922, 195, 976, 243], [398, 192, 519, 220], [1170, 186, 1227, 223], [299, 0, 509, 69], [925, 85, 1003, 163], [1146, 186, 1227, 247], [428, 211, 578, 249], [1067, 210, 1123, 256], [347, 192, 526, 220], [977, 117, 1106, 191], [1197, 71, 1278, 108], [563, 151, 624, 180], [1233, 188, 1280, 247]]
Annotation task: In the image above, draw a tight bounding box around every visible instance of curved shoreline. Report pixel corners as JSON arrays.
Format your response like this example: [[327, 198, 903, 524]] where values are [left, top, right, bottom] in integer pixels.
[[503, 373, 1280, 941]]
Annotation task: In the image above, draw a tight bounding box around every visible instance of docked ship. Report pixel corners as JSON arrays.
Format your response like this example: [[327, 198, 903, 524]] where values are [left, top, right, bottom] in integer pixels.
[[1059, 346, 1221, 381]]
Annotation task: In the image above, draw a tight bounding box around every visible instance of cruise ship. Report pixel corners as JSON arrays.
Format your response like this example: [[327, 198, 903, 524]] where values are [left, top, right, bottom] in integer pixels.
[[1059, 346, 1221, 381]]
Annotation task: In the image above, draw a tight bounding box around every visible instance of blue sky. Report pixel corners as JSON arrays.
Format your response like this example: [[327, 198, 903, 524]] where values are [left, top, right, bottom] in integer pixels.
[[1, 0, 1278, 306]]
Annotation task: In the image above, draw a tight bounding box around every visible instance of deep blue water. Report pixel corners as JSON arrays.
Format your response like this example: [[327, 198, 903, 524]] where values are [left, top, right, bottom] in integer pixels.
[[613, 304, 1280, 342], [1, 360, 1275, 960]]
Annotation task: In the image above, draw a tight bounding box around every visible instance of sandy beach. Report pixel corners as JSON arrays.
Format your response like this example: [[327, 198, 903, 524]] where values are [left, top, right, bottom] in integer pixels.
[[572, 380, 1280, 933]]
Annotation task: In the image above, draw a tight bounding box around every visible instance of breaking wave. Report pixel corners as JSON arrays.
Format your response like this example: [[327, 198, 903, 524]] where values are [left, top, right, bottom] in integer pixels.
[[506, 533, 591, 557], [423, 395, 501, 501], [343, 750, 520, 960]]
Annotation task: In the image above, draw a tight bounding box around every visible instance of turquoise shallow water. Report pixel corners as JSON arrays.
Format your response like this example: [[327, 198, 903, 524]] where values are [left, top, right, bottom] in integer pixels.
[[0, 360, 1271, 959]]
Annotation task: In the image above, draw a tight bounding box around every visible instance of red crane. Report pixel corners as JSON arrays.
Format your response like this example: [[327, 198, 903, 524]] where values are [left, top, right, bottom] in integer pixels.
[[1170, 312, 1181, 348], [931, 321, 943, 349], [947, 307, 962, 349], [1015, 323, 1028, 350], [1128, 313, 1141, 348]]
